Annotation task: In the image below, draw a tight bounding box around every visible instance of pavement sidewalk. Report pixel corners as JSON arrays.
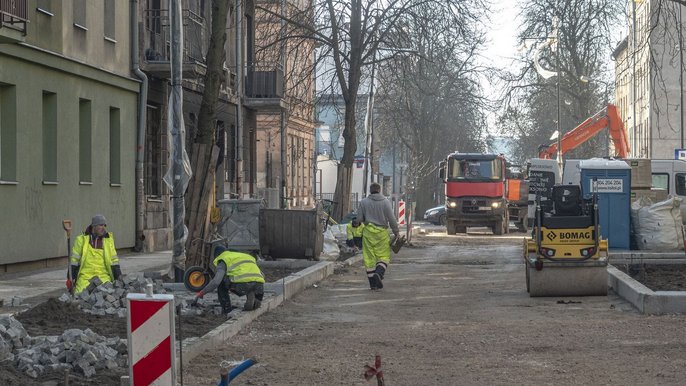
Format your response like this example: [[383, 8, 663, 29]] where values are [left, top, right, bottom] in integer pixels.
[[0, 251, 172, 305]]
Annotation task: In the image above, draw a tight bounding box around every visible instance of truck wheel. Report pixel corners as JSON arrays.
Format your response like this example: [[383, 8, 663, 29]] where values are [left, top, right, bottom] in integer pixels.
[[493, 221, 503, 235], [438, 214, 447, 226], [446, 220, 457, 235]]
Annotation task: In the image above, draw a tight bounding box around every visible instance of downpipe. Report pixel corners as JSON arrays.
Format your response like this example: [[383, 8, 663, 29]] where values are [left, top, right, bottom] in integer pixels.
[[131, 0, 149, 252]]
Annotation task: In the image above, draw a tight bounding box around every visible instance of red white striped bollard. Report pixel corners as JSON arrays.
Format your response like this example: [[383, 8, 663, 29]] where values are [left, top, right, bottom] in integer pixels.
[[127, 285, 176, 385], [398, 200, 406, 225]]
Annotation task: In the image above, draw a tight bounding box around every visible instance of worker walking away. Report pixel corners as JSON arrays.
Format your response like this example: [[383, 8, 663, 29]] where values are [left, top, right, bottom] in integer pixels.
[[68, 215, 122, 294], [358, 183, 399, 290], [194, 246, 265, 314], [346, 217, 364, 250]]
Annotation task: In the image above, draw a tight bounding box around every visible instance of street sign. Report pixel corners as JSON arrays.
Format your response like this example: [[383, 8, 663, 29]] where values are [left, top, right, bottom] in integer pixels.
[[675, 149, 686, 160]]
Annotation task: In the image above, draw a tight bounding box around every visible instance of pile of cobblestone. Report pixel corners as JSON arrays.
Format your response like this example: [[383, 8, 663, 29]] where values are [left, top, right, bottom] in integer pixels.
[[58, 273, 167, 317], [0, 316, 127, 378]]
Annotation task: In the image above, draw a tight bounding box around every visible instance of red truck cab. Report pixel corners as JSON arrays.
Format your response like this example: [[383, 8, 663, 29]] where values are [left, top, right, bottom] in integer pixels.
[[440, 153, 509, 235]]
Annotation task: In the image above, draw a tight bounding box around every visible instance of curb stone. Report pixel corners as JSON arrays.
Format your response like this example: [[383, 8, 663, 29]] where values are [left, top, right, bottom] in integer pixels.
[[174, 261, 334, 370]]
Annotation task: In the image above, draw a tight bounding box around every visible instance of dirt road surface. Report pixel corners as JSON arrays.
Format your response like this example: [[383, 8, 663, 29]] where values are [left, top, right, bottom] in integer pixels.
[[185, 231, 686, 385]]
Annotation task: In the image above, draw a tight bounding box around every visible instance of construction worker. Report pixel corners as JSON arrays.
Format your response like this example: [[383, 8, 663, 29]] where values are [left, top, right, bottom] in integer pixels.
[[346, 217, 364, 249], [68, 214, 122, 294], [194, 246, 265, 314], [357, 183, 399, 290]]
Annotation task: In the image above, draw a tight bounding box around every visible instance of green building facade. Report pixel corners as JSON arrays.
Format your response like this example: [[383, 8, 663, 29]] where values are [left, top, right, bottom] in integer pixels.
[[0, 1, 138, 268]]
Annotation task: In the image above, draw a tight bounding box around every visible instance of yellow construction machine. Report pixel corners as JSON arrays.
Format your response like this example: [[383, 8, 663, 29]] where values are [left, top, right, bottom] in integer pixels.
[[524, 184, 608, 297]]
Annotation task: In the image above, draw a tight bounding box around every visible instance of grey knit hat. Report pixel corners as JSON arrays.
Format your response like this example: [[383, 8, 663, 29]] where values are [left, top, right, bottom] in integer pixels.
[[91, 214, 107, 227]]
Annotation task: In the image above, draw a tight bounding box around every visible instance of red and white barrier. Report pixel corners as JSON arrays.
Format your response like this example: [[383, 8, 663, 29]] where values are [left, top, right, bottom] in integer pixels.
[[127, 290, 176, 386], [398, 200, 406, 225]]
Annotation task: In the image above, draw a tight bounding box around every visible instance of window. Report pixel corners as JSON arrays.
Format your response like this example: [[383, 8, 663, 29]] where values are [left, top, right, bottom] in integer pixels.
[[0, 84, 17, 182], [42, 92, 57, 182], [652, 173, 669, 193], [79, 99, 91, 183], [109, 107, 120, 185], [104, 0, 115, 40], [676, 174, 686, 196], [73, 0, 86, 30]]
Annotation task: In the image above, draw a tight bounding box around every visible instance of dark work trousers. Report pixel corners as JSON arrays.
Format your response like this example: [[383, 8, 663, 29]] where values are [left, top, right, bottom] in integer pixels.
[[217, 277, 265, 312]]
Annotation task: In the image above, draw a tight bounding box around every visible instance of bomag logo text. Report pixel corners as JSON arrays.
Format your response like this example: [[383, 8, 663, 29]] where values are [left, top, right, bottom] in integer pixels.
[[559, 231, 591, 239]]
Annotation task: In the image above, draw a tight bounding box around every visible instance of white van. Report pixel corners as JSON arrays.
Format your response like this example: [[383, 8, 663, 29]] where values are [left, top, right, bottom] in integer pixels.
[[651, 159, 686, 223]]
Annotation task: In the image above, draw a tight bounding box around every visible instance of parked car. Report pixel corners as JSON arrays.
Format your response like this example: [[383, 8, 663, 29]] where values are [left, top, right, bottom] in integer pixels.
[[423, 205, 446, 225]]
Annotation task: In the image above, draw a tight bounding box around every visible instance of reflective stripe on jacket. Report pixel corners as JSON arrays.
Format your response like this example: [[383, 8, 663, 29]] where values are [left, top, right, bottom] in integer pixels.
[[71, 232, 118, 293], [213, 251, 265, 284]]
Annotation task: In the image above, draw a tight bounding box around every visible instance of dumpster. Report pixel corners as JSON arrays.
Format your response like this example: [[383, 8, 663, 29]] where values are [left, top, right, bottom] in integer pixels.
[[217, 199, 263, 253], [579, 159, 631, 249], [259, 208, 324, 259]]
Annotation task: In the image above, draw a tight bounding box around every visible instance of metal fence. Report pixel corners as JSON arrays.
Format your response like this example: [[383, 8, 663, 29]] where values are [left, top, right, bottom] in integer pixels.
[[143, 8, 207, 64], [0, 0, 27, 34], [317, 193, 360, 213]]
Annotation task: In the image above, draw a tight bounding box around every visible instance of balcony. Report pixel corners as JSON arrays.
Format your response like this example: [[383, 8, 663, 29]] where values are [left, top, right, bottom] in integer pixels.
[[244, 63, 287, 111], [141, 8, 207, 78], [0, 0, 27, 43]]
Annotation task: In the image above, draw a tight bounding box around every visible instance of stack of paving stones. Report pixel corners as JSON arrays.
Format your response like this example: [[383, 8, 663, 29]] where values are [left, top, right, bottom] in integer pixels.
[[58, 273, 167, 318], [0, 316, 128, 379]]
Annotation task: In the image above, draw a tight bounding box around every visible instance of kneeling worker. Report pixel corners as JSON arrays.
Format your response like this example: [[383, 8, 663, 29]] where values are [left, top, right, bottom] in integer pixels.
[[194, 246, 265, 314], [346, 217, 364, 249]]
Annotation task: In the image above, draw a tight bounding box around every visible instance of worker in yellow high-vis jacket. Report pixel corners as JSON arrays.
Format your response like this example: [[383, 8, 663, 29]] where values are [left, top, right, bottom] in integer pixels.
[[357, 183, 399, 290], [68, 214, 122, 294], [346, 217, 364, 249], [194, 246, 265, 314]]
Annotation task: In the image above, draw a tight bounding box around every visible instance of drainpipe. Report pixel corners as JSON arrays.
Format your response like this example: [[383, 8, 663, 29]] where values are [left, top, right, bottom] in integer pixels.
[[132, 0, 149, 252]]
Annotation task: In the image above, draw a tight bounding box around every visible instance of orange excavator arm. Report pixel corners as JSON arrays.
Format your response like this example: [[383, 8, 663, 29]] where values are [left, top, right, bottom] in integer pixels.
[[539, 104, 630, 159]]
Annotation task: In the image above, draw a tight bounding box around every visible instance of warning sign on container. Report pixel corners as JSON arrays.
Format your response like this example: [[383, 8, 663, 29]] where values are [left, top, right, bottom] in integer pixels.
[[591, 178, 624, 193]]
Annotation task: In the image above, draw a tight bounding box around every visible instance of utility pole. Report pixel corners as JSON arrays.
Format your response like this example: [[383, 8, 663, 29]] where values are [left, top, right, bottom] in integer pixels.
[[235, 0, 244, 198], [680, 6, 684, 149], [279, 0, 287, 208], [632, 0, 637, 156], [362, 57, 376, 196], [168, 0, 188, 280]]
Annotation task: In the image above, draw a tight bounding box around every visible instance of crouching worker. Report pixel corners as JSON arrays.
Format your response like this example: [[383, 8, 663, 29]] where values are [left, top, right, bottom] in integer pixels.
[[194, 246, 265, 314], [68, 214, 122, 294], [346, 217, 364, 249]]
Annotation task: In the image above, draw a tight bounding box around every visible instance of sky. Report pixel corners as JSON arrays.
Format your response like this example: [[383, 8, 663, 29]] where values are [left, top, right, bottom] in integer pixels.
[[479, 2, 520, 137]]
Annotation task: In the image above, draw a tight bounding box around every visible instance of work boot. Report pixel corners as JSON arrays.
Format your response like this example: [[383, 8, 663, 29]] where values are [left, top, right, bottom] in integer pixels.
[[243, 291, 257, 311], [368, 276, 378, 290], [375, 264, 387, 280], [373, 273, 383, 289]]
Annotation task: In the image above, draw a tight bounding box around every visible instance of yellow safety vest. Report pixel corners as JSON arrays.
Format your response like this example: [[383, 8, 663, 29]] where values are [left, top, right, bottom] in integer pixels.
[[71, 232, 119, 294], [347, 223, 364, 239], [213, 251, 265, 284]]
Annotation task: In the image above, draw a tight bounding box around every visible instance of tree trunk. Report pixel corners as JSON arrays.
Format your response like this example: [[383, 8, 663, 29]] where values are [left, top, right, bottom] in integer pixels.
[[184, 0, 230, 267], [332, 99, 358, 220]]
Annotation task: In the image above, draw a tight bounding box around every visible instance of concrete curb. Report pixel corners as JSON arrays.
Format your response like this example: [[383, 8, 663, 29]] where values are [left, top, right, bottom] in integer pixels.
[[175, 260, 334, 369], [340, 253, 363, 266], [608, 265, 686, 314], [610, 250, 686, 260]]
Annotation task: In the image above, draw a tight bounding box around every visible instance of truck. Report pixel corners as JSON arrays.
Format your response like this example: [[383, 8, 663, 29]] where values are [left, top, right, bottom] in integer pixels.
[[439, 153, 509, 235]]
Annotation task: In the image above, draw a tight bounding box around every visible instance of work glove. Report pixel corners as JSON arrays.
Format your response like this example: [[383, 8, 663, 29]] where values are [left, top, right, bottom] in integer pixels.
[[192, 291, 204, 306], [65, 279, 73, 292]]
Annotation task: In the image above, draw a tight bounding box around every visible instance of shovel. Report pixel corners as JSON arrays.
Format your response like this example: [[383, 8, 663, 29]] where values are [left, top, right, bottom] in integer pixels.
[[62, 220, 73, 295]]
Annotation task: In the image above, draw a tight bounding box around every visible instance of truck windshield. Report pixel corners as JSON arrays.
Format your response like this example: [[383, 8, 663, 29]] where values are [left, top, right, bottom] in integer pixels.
[[448, 158, 502, 181]]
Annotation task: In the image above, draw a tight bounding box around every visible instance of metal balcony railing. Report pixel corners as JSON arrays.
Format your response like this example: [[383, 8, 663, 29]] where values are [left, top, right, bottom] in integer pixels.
[[143, 8, 207, 64], [245, 64, 284, 98], [0, 0, 27, 34]]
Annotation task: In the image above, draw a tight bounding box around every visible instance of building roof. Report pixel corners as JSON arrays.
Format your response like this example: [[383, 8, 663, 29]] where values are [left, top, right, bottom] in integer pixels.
[[611, 36, 628, 60]]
